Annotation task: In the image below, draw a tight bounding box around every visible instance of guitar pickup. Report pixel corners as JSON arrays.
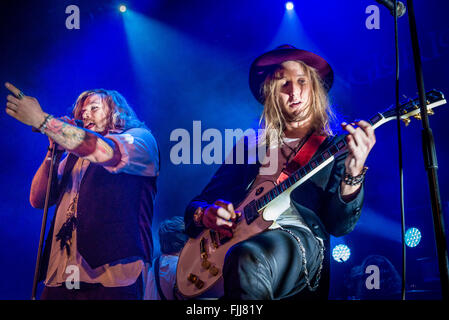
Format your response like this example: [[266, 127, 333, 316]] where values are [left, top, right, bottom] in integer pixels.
[[244, 200, 259, 225]]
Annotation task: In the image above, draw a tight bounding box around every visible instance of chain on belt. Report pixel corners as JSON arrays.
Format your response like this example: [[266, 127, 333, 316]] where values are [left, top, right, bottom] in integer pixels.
[[278, 226, 325, 292]]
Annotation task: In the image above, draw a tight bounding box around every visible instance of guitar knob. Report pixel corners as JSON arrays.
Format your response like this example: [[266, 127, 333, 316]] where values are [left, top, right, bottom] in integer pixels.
[[195, 279, 204, 289], [209, 265, 219, 276], [201, 259, 211, 270], [188, 273, 205, 289], [188, 273, 198, 283]]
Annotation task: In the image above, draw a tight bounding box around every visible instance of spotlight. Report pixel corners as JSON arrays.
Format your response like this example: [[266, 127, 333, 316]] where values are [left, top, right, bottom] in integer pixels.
[[119, 5, 127, 13], [285, 2, 294, 10], [405, 227, 421, 247], [332, 244, 351, 263]]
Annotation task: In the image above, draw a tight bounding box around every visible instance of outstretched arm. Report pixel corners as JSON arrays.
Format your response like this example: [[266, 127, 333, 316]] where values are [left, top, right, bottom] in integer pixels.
[[5, 82, 121, 165]]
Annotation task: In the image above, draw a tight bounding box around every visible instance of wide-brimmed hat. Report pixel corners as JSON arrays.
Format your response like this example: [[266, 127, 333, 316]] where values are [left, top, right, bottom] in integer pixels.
[[249, 44, 334, 104]]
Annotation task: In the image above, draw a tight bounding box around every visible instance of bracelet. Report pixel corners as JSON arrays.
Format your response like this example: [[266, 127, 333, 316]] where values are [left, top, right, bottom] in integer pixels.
[[38, 114, 54, 134], [193, 206, 205, 227], [343, 166, 368, 186]]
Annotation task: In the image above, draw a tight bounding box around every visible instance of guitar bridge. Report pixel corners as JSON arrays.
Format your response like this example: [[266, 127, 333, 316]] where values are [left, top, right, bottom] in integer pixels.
[[200, 237, 208, 259], [209, 230, 219, 248]]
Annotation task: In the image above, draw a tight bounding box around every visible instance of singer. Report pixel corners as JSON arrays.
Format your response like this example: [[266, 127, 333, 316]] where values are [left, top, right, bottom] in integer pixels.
[[5, 83, 159, 299]]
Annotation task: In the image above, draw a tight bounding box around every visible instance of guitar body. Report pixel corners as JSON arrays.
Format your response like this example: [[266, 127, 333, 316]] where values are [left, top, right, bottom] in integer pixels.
[[176, 181, 277, 298]]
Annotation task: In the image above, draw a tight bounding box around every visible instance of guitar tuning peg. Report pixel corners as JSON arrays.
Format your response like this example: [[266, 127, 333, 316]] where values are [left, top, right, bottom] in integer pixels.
[[428, 108, 434, 115], [402, 118, 411, 126], [413, 114, 422, 120]]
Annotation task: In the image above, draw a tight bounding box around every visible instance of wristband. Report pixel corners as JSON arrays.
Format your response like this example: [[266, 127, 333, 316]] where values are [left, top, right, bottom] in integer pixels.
[[343, 166, 368, 186], [39, 114, 54, 134]]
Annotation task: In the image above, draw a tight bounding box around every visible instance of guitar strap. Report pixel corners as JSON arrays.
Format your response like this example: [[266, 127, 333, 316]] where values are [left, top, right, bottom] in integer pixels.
[[276, 133, 327, 184]]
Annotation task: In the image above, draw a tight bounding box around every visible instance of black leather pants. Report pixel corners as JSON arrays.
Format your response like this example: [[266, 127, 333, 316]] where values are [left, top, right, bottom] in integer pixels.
[[222, 226, 323, 300]]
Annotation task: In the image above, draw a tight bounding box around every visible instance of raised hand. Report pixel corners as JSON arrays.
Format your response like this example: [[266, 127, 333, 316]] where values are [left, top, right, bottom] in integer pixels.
[[5, 82, 47, 129]]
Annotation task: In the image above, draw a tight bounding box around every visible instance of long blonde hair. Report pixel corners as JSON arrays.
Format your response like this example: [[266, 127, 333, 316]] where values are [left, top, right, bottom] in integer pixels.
[[72, 89, 145, 132], [260, 60, 335, 146]]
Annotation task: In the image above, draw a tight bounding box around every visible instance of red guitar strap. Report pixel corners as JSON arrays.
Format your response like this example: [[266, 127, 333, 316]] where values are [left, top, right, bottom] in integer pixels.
[[276, 133, 327, 184]]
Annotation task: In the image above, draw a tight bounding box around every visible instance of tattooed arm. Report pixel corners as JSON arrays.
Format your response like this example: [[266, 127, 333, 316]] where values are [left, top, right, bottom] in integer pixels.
[[42, 114, 121, 165], [5, 82, 121, 166]]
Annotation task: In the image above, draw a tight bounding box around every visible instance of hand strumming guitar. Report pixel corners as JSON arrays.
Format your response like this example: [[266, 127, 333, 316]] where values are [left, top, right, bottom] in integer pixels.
[[200, 200, 241, 238]]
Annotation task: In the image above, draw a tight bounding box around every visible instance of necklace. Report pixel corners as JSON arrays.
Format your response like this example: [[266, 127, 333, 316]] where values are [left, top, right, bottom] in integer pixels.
[[55, 159, 87, 256], [280, 131, 313, 168]]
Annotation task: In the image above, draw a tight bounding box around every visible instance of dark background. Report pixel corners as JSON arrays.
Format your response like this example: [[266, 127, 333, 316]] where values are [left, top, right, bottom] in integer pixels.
[[0, 0, 448, 299]]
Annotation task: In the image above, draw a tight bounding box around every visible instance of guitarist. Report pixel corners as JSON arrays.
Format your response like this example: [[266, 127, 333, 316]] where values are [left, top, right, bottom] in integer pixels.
[[184, 45, 376, 299]]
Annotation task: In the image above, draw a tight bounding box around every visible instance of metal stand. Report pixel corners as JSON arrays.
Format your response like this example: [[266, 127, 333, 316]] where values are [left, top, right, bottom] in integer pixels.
[[31, 145, 58, 300], [406, 0, 449, 299]]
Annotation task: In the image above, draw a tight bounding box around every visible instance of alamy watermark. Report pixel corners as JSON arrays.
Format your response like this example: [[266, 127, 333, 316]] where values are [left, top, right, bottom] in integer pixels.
[[365, 264, 380, 290], [365, 5, 380, 30], [169, 121, 279, 175], [65, 265, 80, 290], [65, 5, 80, 30]]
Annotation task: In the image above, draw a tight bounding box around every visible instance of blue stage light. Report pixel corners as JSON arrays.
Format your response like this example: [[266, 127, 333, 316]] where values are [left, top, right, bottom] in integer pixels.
[[405, 227, 421, 247], [332, 244, 351, 262], [119, 5, 127, 13], [285, 2, 294, 10]]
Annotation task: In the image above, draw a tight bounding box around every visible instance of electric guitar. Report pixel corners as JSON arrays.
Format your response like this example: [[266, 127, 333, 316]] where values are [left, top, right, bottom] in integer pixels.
[[176, 90, 446, 298]]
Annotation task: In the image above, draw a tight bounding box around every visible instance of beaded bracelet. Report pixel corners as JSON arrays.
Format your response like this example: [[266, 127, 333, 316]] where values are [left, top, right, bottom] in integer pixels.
[[38, 114, 54, 134], [343, 166, 368, 186]]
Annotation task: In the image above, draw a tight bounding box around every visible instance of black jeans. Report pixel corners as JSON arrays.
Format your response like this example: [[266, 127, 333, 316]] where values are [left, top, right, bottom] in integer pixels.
[[222, 226, 323, 300]]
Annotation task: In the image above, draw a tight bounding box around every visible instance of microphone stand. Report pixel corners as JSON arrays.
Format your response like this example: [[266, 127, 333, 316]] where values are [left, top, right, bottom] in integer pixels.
[[391, 1, 407, 300], [406, 0, 449, 299], [31, 143, 58, 300]]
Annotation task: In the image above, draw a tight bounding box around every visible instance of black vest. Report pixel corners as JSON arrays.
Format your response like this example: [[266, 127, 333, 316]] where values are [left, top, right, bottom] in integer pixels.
[[39, 153, 157, 281]]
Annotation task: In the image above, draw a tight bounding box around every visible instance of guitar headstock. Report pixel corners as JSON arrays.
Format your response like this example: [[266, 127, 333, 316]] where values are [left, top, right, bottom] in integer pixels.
[[369, 90, 446, 129]]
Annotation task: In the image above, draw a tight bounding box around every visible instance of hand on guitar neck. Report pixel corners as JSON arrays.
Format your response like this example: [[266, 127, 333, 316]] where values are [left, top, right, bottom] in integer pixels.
[[201, 200, 242, 238]]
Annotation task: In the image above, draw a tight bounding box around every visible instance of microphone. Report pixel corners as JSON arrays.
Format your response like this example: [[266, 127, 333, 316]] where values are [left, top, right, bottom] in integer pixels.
[[375, 0, 406, 18], [74, 119, 84, 128]]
